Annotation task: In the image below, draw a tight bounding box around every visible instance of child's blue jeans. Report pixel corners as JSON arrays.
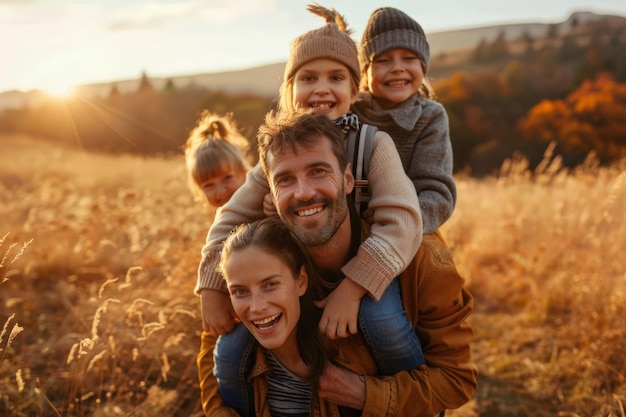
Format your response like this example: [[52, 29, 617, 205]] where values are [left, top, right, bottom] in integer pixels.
[[358, 278, 425, 375], [213, 323, 255, 416], [214, 278, 424, 412]]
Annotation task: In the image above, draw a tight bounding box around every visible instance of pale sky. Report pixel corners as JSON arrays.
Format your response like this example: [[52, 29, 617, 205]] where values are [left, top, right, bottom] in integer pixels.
[[2, 0, 626, 95]]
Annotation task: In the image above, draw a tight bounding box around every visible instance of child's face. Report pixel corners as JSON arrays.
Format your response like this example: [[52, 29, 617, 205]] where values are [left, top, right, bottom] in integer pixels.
[[292, 58, 356, 120], [367, 48, 424, 110], [200, 168, 246, 207], [225, 245, 307, 355]]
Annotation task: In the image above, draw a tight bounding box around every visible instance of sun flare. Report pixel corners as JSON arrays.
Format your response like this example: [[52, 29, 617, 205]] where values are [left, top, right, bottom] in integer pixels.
[[44, 82, 77, 99]]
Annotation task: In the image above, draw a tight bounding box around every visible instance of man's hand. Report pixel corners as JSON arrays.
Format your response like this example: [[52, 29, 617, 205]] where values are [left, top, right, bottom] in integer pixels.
[[200, 289, 238, 335], [318, 363, 366, 410], [315, 278, 366, 339], [262, 193, 277, 217]]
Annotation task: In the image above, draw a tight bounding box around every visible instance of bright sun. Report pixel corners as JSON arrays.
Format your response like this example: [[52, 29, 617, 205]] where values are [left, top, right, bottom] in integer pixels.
[[33, 69, 78, 99], [44, 82, 77, 99]]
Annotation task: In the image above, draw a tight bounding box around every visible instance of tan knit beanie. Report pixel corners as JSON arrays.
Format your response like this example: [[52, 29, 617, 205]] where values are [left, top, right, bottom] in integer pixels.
[[360, 7, 430, 74], [284, 4, 360, 82]]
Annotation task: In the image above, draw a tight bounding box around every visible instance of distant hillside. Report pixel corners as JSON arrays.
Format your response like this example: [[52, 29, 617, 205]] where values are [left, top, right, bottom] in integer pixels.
[[427, 10, 616, 52], [0, 89, 50, 112], [73, 62, 286, 100], [0, 10, 622, 111]]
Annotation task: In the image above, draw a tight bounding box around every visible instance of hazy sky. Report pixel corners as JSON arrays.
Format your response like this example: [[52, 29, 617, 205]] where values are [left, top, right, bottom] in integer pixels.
[[2, 0, 626, 95]]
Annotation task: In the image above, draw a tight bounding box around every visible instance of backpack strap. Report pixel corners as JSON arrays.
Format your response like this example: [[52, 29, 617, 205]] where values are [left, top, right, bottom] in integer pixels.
[[347, 123, 377, 215], [360, 124, 376, 184]]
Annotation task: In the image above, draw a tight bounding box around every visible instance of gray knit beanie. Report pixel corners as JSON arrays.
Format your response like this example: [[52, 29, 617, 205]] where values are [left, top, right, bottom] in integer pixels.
[[284, 4, 360, 82], [360, 7, 430, 74]]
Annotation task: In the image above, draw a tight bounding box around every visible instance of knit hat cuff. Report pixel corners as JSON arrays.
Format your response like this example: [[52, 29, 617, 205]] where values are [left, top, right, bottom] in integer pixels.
[[362, 29, 431, 71], [285, 35, 360, 81], [284, 6, 360, 83]]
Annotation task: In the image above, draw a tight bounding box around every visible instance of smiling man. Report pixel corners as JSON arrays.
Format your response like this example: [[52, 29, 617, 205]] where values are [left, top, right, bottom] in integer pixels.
[[258, 110, 476, 416], [197, 109, 477, 416], [265, 134, 350, 249]]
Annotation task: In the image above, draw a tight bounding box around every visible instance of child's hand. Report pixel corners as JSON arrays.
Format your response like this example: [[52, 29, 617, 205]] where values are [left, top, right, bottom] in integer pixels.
[[361, 207, 375, 225], [200, 289, 238, 336], [262, 193, 277, 217], [315, 278, 366, 340]]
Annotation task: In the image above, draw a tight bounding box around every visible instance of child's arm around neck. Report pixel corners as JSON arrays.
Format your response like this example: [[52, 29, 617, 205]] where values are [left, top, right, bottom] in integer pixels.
[[341, 128, 422, 300], [196, 163, 270, 294]]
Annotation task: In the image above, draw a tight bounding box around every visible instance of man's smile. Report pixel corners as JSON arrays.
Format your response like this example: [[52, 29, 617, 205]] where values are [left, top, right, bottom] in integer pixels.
[[297, 206, 323, 217]]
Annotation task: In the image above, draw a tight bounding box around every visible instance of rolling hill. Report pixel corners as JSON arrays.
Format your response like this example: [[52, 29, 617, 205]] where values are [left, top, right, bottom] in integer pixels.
[[0, 10, 622, 111]]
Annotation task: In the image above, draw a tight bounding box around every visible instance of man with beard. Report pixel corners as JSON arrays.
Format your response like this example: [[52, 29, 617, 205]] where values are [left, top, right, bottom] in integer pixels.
[[197, 110, 477, 417]]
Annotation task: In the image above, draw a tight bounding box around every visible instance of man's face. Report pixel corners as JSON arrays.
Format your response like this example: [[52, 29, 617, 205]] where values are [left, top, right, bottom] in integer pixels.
[[266, 135, 354, 247]]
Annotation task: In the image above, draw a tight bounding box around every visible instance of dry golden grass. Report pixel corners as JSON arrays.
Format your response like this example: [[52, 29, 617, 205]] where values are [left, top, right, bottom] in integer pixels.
[[443, 148, 626, 417], [1, 135, 211, 416], [1, 135, 624, 416]]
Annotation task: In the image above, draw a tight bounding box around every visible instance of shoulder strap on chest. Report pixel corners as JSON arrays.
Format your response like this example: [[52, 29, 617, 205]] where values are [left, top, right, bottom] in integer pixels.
[[346, 123, 377, 215]]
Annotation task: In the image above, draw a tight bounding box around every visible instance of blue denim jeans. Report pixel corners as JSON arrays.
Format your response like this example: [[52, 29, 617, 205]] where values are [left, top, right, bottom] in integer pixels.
[[213, 323, 255, 415], [359, 278, 425, 374]]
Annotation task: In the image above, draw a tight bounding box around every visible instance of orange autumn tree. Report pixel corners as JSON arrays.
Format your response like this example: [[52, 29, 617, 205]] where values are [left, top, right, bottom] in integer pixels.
[[519, 74, 626, 162]]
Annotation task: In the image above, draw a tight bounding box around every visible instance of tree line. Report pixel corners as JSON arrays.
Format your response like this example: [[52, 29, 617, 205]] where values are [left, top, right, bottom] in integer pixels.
[[1, 15, 625, 175]]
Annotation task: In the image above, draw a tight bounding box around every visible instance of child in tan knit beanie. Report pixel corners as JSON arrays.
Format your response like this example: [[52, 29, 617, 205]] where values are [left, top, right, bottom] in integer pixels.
[[183, 111, 250, 208], [277, 4, 360, 119], [196, 5, 425, 414], [354, 6, 457, 235]]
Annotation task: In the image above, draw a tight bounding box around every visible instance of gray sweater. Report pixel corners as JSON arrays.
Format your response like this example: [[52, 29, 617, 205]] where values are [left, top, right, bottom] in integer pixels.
[[352, 92, 456, 234]]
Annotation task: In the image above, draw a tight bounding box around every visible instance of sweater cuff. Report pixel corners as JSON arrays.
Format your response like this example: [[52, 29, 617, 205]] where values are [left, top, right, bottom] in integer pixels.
[[341, 239, 397, 301], [194, 249, 227, 294]]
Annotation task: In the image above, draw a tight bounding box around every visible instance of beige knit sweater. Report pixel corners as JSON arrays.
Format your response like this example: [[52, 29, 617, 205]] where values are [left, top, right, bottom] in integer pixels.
[[194, 129, 422, 300]]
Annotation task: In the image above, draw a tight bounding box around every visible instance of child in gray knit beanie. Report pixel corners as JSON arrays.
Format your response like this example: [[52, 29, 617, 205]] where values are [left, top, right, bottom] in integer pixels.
[[353, 7, 457, 234]]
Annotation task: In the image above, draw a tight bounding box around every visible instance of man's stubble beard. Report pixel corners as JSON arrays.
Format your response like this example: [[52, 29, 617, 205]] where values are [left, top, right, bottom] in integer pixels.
[[279, 183, 349, 248]]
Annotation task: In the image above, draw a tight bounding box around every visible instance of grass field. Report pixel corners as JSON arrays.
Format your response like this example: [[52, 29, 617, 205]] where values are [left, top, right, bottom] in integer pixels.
[[1, 135, 625, 417]]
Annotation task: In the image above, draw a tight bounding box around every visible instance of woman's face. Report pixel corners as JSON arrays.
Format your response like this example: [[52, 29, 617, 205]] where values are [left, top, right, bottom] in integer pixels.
[[225, 245, 308, 353]]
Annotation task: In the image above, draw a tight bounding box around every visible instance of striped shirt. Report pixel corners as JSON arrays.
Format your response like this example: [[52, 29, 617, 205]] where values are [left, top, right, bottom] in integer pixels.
[[265, 349, 312, 416]]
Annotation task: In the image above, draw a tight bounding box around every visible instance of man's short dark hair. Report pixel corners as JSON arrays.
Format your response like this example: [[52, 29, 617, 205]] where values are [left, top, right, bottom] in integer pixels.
[[257, 110, 348, 178]]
